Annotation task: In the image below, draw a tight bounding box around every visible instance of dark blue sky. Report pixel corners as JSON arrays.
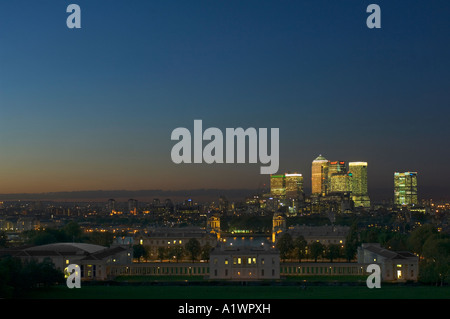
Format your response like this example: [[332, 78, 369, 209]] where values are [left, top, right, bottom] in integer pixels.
[[0, 1, 449, 199]]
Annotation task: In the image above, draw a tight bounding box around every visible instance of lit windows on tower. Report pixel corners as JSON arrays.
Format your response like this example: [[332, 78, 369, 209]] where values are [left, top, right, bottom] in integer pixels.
[[328, 161, 347, 193], [329, 172, 351, 193], [285, 173, 303, 199], [270, 174, 286, 198], [394, 172, 418, 207], [311, 155, 329, 196], [348, 162, 370, 208]]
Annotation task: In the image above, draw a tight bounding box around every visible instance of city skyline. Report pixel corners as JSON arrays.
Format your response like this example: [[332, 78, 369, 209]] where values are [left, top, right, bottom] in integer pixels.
[[0, 153, 430, 203], [1, 1, 450, 199]]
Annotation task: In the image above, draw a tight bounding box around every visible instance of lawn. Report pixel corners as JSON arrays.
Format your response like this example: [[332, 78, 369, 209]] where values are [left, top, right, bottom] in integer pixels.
[[26, 284, 450, 299]]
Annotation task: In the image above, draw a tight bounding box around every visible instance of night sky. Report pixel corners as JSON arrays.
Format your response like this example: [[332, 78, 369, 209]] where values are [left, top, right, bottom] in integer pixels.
[[1, 1, 449, 200]]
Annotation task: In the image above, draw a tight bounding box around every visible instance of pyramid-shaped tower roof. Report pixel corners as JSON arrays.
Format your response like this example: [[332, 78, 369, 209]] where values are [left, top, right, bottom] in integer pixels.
[[313, 154, 328, 162]]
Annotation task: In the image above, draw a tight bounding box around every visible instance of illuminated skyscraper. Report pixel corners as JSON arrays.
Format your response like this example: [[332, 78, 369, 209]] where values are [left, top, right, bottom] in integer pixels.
[[328, 161, 346, 192], [311, 155, 329, 195], [329, 172, 351, 193], [328, 161, 346, 177], [394, 172, 418, 207], [285, 173, 303, 199], [348, 162, 370, 208], [270, 174, 286, 198]]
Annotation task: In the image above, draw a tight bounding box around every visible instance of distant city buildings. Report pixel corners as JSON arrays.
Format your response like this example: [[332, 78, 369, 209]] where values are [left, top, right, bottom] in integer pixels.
[[128, 199, 138, 214], [269, 173, 304, 215], [266, 154, 422, 212], [309, 155, 371, 209], [107, 199, 116, 214], [394, 172, 418, 207], [270, 173, 304, 199]]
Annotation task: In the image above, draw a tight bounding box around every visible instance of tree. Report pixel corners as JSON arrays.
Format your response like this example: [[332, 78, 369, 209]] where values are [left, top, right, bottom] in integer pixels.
[[360, 228, 380, 243], [157, 247, 167, 262], [22, 222, 85, 246], [309, 241, 324, 262], [0, 256, 63, 298], [0, 256, 23, 298], [344, 222, 359, 261], [36, 232, 59, 245], [87, 231, 114, 247], [326, 244, 341, 262], [276, 233, 294, 261], [386, 233, 408, 251], [22, 258, 64, 289], [201, 244, 212, 262], [63, 221, 83, 242], [293, 235, 307, 262], [133, 244, 148, 262], [185, 238, 201, 262], [169, 245, 185, 262], [421, 234, 450, 285], [408, 224, 438, 258], [0, 231, 8, 248]]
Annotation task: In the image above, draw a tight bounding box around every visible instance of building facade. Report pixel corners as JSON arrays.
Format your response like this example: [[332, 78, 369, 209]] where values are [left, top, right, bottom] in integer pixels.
[[286, 225, 349, 247], [357, 243, 419, 282], [285, 173, 303, 199], [312, 155, 329, 195], [0, 242, 132, 281], [394, 172, 418, 207], [270, 174, 286, 198], [137, 227, 218, 261], [348, 162, 370, 208], [327, 161, 346, 191], [329, 172, 351, 193], [209, 243, 280, 280]]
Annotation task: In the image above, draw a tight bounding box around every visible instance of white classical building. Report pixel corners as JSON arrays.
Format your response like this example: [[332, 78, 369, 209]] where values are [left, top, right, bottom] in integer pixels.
[[0, 242, 132, 280], [209, 240, 280, 280], [357, 243, 419, 282]]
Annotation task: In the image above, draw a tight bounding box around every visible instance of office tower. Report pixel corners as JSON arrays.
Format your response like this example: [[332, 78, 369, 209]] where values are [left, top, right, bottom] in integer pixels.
[[394, 172, 418, 207], [312, 155, 329, 195], [270, 174, 286, 198], [328, 161, 346, 189], [328, 161, 346, 176], [128, 198, 138, 214], [107, 199, 115, 213], [348, 162, 370, 208], [330, 172, 351, 193], [285, 173, 303, 199]]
